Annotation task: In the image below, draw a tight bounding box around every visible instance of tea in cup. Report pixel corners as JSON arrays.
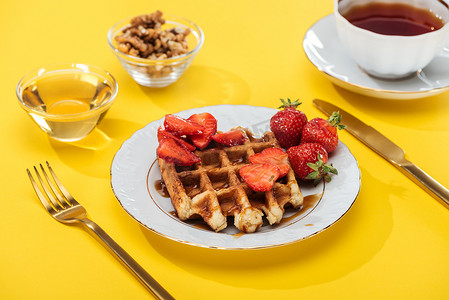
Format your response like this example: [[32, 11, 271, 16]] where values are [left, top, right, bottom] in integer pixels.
[[335, 0, 449, 79]]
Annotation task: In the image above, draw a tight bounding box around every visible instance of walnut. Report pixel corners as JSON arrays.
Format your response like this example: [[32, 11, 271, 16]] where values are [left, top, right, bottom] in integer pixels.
[[128, 48, 140, 57], [154, 38, 162, 51], [131, 10, 164, 26], [117, 43, 130, 53], [115, 35, 148, 52], [114, 10, 192, 78], [115, 11, 190, 59]]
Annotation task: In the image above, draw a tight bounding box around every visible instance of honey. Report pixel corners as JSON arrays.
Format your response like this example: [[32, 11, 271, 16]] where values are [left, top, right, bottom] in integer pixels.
[[20, 70, 114, 141]]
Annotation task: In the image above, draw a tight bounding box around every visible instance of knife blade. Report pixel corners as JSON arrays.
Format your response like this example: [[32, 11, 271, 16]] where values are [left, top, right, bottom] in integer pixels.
[[313, 98, 449, 208]]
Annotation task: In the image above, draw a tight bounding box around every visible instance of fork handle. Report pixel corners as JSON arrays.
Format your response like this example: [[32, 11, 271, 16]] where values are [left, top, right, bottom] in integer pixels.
[[80, 218, 175, 300]]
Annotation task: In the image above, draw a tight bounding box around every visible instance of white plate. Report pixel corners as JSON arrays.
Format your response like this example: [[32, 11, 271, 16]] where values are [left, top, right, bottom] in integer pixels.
[[110, 105, 361, 249], [303, 14, 449, 100]]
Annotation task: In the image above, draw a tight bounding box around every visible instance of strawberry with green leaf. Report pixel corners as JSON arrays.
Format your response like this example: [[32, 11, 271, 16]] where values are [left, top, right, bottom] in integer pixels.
[[287, 143, 337, 185], [270, 98, 308, 149], [301, 111, 345, 153]]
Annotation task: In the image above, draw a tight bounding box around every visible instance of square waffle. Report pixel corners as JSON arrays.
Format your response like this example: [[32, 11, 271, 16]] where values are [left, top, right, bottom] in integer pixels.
[[157, 128, 304, 233]]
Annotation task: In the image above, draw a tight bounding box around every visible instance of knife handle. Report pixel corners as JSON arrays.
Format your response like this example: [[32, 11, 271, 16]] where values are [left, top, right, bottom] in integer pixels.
[[398, 160, 449, 208]]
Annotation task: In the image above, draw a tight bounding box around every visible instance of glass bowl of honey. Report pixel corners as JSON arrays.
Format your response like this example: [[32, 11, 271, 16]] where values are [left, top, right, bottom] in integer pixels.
[[16, 63, 118, 142]]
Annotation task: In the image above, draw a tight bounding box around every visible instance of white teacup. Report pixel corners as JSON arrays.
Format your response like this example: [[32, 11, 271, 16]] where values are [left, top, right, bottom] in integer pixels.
[[335, 0, 449, 79]]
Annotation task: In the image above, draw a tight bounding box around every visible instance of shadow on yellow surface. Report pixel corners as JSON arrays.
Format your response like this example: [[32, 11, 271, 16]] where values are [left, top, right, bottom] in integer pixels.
[[45, 65, 251, 179], [137, 166, 397, 289], [137, 65, 251, 111], [333, 85, 449, 132], [49, 118, 143, 178]]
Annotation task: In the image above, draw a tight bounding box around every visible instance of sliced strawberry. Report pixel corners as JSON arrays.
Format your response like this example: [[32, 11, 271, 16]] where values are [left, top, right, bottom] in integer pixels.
[[157, 126, 196, 151], [249, 147, 290, 177], [157, 137, 200, 166], [187, 113, 217, 149], [212, 129, 247, 146], [239, 163, 280, 192], [164, 114, 204, 136]]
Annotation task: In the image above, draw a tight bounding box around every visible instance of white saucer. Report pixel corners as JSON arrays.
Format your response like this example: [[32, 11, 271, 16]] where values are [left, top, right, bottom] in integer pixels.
[[110, 105, 360, 250], [303, 14, 449, 100]]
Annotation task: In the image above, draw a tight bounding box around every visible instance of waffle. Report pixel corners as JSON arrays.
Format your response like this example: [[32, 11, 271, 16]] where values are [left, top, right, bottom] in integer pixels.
[[157, 129, 304, 233]]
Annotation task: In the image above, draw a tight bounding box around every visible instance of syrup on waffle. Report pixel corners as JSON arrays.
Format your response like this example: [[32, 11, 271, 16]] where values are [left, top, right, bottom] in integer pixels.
[[157, 128, 303, 233]]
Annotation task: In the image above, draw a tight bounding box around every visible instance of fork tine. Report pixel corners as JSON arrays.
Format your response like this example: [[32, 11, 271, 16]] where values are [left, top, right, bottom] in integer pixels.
[[30, 165, 173, 298], [33, 166, 65, 212], [39, 164, 70, 209], [45, 161, 79, 206], [27, 168, 58, 214]]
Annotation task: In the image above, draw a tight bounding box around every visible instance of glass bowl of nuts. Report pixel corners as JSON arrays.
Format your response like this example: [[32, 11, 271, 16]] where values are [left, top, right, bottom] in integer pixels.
[[107, 11, 204, 88]]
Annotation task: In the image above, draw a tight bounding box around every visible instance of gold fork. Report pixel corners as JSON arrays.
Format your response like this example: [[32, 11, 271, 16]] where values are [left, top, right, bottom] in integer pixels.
[[27, 162, 174, 300]]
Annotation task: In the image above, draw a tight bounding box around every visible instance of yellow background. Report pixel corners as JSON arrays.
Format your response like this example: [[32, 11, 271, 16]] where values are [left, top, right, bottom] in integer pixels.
[[2, 0, 449, 299]]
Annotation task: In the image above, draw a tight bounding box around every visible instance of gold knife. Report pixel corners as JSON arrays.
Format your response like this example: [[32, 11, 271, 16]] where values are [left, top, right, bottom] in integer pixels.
[[313, 98, 449, 208]]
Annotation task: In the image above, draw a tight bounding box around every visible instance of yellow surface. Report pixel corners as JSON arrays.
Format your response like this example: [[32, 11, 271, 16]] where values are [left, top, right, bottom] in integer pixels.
[[2, 0, 449, 299]]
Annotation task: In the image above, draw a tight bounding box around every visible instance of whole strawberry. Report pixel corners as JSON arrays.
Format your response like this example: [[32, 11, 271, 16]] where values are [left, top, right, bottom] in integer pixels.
[[301, 111, 345, 153], [270, 98, 308, 149], [287, 143, 337, 185]]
